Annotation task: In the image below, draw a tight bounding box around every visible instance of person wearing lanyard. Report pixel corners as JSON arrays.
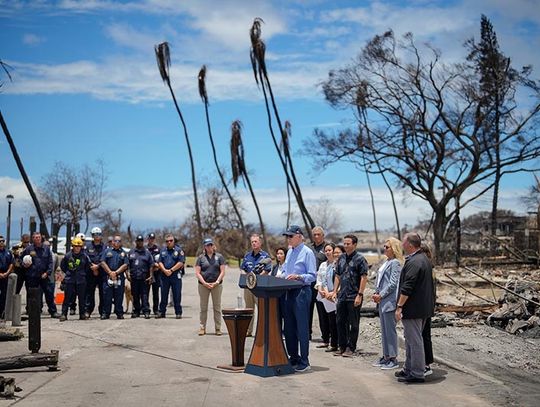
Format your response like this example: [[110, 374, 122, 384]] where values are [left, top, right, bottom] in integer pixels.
[[157, 234, 185, 319], [281, 225, 317, 373], [100, 235, 129, 319]]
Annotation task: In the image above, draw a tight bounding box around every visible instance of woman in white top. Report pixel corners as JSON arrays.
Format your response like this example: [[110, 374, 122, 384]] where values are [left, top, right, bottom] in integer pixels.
[[314, 243, 340, 352], [371, 237, 403, 370]]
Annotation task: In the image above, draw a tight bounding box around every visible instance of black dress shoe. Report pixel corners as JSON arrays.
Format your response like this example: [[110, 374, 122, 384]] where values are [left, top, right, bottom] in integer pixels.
[[117, 314, 124, 319], [155, 314, 164, 319], [176, 314, 182, 319], [79, 315, 88, 320], [131, 313, 139, 318], [144, 314, 150, 319], [69, 309, 76, 316], [397, 375, 425, 383], [394, 369, 408, 378], [100, 315, 110, 320], [50, 312, 61, 319]]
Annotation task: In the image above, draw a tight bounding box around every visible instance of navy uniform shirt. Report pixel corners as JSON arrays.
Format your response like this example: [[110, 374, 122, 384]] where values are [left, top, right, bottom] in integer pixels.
[[159, 245, 185, 276], [100, 247, 129, 278], [61, 251, 91, 284], [22, 244, 53, 280], [128, 247, 154, 280], [0, 248, 13, 272], [86, 241, 105, 265], [240, 250, 271, 275], [195, 252, 226, 283], [335, 251, 368, 302]]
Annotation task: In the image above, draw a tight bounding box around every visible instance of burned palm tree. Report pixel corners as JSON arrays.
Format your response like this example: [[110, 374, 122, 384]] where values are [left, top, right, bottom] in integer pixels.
[[249, 18, 314, 237], [198, 65, 247, 240], [230, 120, 269, 253], [1, 60, 49, 236], [155, 42, 202, 241]]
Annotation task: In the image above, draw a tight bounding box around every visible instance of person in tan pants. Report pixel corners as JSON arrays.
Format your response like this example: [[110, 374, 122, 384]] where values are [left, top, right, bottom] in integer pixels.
[[194, 238, 226, 336]]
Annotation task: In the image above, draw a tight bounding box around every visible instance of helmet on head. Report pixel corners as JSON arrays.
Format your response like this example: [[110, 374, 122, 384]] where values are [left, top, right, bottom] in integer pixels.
[[91, 227, 102, 235], [76, 232, 85, 241], [71, 237, 84, 247]]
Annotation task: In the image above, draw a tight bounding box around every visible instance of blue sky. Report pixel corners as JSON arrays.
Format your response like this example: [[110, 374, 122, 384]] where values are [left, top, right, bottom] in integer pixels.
[[1, 0, 539, 237]]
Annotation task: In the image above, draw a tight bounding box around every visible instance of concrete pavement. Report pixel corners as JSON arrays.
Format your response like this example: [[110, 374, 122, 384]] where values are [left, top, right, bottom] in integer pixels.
[[1, 268, 498, 406]]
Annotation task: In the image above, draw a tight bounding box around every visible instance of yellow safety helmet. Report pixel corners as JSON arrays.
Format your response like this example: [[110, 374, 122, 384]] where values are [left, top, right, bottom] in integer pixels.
[[71, 237, 84, 247]]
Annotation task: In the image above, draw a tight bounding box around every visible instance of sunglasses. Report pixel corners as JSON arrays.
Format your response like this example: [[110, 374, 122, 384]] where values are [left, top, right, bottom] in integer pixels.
[[166, 239, 174, 243], [113, 239, 121, 243], [383, 245, 390, 249], [0, 240, 5, 243]]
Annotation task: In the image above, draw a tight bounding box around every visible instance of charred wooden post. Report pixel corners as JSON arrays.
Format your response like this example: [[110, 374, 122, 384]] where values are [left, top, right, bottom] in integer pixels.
[[27, 287, 41, 353], [0, 350, 59, 372]]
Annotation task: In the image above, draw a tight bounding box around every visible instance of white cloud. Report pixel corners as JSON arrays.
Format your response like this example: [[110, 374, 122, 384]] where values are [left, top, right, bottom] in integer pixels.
[[22, 33, 44, 45]]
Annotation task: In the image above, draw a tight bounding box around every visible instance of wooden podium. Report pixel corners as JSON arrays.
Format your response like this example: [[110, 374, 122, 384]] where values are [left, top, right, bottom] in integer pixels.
[[239, 274, 303, 377]]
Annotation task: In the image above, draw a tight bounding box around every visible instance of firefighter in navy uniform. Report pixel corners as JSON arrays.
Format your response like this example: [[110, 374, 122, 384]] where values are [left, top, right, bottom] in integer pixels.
[[128, 235, 155, 319], [10, 234, 30, 295], [145, 233, 161, 315], [22, 232, 60, 318], [85, 227, 106, 318], [100, 235, 128, 319], [0, 235, 14, 318], [59, 237, 91, 321], [156, 233, 185, 319]]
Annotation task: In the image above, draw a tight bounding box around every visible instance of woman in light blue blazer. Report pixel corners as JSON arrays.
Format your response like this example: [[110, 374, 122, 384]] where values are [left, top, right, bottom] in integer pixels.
[[371, 237, 403, 370]]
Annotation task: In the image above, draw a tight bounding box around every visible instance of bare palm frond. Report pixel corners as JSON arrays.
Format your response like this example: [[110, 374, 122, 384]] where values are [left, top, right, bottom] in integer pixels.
[[230, 120, 246, 187], [250, 18, 267, 86], [280, 120, 292, 159], [0, 59, 13, 89], [198, 65, 208, 105], [155, 42, 171, 85]]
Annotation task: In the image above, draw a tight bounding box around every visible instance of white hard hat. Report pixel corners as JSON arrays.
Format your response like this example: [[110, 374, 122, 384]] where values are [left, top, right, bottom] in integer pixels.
[[22, 255, 33, 266], [91, 227, 102, 235], [76, 232, 85, 240]]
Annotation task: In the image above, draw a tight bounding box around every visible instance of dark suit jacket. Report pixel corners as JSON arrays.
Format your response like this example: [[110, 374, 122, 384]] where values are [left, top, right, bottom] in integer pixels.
[[398, 251, 435, 319]]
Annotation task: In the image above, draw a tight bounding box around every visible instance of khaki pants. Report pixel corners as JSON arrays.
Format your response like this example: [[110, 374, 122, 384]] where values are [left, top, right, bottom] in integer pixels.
[[198, 283, 223, 330], [244, 288, 257, 335]]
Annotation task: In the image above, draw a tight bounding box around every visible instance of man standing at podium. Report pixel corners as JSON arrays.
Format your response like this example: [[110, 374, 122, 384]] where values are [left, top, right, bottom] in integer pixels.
[[282, 225, 317, 373]]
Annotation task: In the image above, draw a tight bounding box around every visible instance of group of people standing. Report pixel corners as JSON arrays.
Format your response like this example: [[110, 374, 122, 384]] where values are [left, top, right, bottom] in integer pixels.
[[240, 226, 435, 381], [2, 225, 436, 382]]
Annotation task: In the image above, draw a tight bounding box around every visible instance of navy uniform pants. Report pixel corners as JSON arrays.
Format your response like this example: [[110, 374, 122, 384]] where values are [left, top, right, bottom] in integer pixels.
[[85, 273, 103, 316], [102, 277, 125, 317], [159, 272, 182, 316], [283, 286, 311, 368], [131, 279, 150, 315], [150, 270, 161, 314], [62, 282, 87, 317]]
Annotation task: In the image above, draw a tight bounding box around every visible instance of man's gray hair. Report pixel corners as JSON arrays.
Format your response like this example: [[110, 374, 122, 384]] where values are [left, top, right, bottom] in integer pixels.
[[404, 232, 421, 248], [312, 226, 325, 235]]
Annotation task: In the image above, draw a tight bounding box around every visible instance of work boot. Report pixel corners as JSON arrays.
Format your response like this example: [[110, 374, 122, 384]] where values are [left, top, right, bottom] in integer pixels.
[[198, 327, 206, 336], [59, 315, 67, 322], [50, 312, 61, 319], [144, 313, 150, 319], [70, 309, 76, 316]]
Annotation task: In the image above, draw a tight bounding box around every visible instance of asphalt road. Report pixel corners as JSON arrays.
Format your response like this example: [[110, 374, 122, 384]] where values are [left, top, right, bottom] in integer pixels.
[[0, 267, 515, 406]]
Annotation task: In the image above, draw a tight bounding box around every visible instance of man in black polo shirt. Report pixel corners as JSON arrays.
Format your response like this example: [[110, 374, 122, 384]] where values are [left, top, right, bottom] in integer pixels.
[[332, 234, 368, 357]]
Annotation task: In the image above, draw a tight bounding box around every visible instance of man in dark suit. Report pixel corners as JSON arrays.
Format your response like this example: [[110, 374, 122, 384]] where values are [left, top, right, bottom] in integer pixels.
[[394, 232, 435, 383]]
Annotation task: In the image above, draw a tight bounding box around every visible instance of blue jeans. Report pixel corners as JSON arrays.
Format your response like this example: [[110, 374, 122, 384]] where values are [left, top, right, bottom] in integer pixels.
[[102, 277, 125, 317], [283, 286, 311, 368], [159, 272, 182, 316]]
